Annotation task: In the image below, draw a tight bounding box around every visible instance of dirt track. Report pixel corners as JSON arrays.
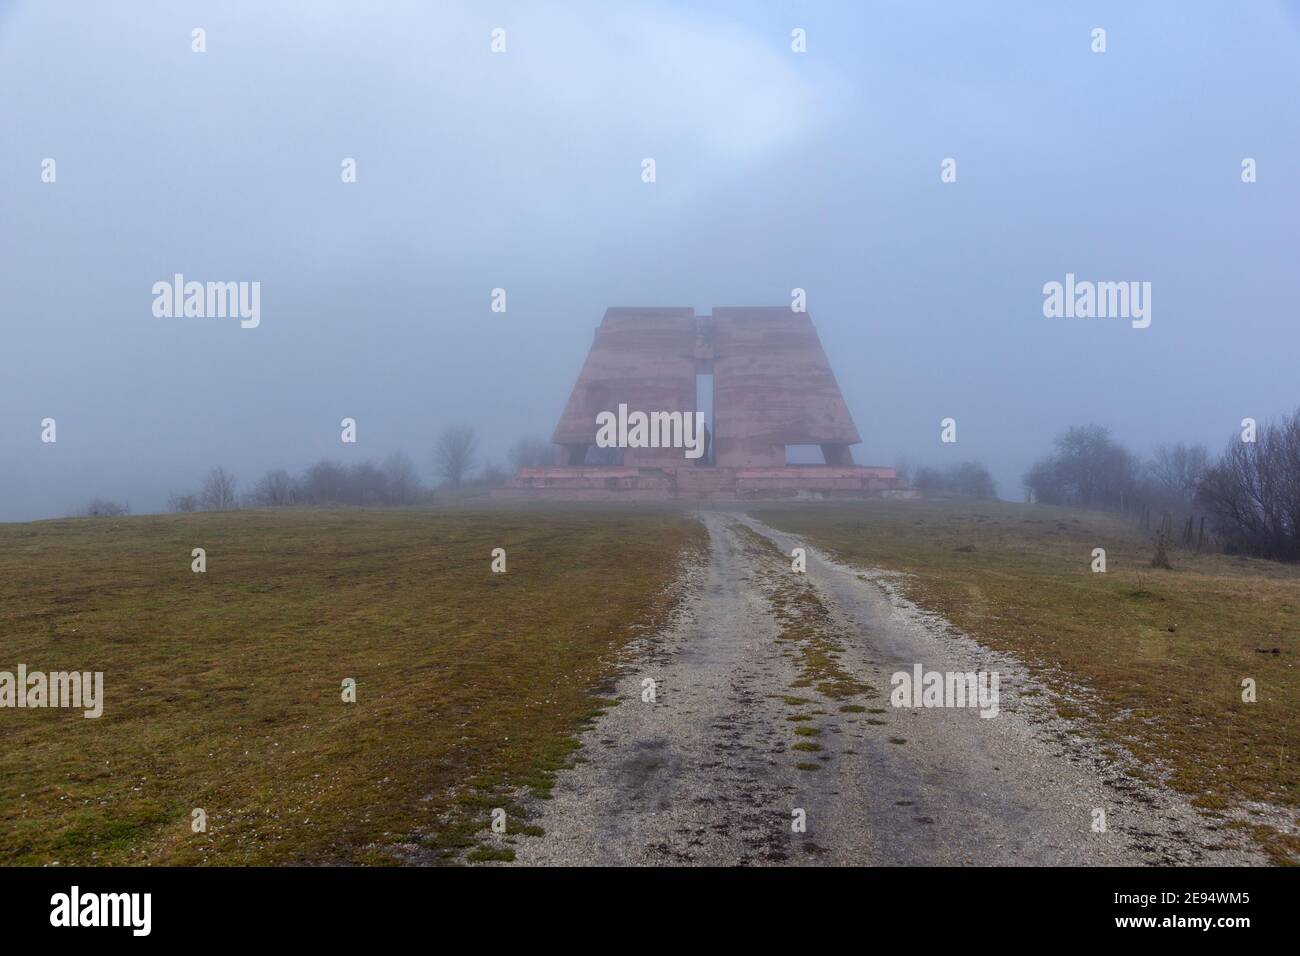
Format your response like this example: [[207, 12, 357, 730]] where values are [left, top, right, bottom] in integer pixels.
[[507, 513, 1263, 866]]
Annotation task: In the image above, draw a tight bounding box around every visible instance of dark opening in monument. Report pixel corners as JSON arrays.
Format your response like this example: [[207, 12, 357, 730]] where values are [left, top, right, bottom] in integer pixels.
[[584, 444, 623, 466], [785, 444, 826, 466], [695, 373, 714, 465]]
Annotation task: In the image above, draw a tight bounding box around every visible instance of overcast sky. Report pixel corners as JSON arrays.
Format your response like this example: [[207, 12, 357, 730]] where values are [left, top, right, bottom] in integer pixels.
[[2, 0, 1298, 520]]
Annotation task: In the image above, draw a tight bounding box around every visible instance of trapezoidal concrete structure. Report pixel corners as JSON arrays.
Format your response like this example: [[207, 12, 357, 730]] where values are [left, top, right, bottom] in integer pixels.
[[499, 307, 911, 500]]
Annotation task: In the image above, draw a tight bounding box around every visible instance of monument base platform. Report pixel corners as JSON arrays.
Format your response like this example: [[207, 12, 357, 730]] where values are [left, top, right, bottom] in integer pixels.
[[494, 465, 915, 501]]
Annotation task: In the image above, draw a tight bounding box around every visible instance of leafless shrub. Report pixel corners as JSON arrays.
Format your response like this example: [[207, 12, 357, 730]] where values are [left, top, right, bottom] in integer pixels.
[[168, 492, 199, 513], [301, 460, 349, 503], [382, 450, 421, 505], [73, 498, 131, 518], [1197, 408, 1300, 562], [251, 454, 427, 507], [913, 461, 996, 498], [1151, 528, 1173, 569], [348, 461, 388, 506]]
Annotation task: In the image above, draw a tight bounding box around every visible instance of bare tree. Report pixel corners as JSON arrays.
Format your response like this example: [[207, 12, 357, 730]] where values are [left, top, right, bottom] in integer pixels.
[[382, 450, 421, 504], [433, 426, 477, 488], [199, 467, 238, 511], [249, 468, 298, 507], [1146, 442, 1209, 506]]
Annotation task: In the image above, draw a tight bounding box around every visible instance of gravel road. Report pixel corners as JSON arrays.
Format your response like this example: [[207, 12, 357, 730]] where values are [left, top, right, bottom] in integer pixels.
[[506, 512, 1263, 866]]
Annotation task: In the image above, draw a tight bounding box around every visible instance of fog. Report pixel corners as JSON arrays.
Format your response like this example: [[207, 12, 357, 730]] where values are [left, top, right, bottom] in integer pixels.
[[2, 0, 1298, 521]]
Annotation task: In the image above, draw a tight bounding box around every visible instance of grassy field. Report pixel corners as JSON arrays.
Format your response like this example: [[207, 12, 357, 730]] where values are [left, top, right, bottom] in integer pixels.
[[755, 498, 1300, 862], [5, 499, 1295, 865], [0, 508, 703, 865]]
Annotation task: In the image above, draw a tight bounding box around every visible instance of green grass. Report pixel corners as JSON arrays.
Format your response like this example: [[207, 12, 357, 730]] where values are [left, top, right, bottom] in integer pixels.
[[757, 498, 1300, 862], [730, 522, 869, 776], [0, 508, 703, 865], [465, 846, 516, 863], [733, 524, 872, 701]]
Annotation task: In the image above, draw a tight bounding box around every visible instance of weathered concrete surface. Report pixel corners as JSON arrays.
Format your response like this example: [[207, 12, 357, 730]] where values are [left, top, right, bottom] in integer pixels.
[[551, 307, 698, 468], [711, 307, 860, 468], [504, 513, 1263, 866]]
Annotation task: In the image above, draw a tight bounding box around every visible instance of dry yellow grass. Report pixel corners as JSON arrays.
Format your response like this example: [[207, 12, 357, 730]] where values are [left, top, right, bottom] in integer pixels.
[[0, 508, 703, 865]]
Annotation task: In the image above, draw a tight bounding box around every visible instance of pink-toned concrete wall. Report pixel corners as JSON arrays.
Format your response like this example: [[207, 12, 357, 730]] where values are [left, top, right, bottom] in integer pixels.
[[551, 308, 697, 467], [548, 306, 864, 470], [711, 308, 861, 468], [498, 465, 911, 500]]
